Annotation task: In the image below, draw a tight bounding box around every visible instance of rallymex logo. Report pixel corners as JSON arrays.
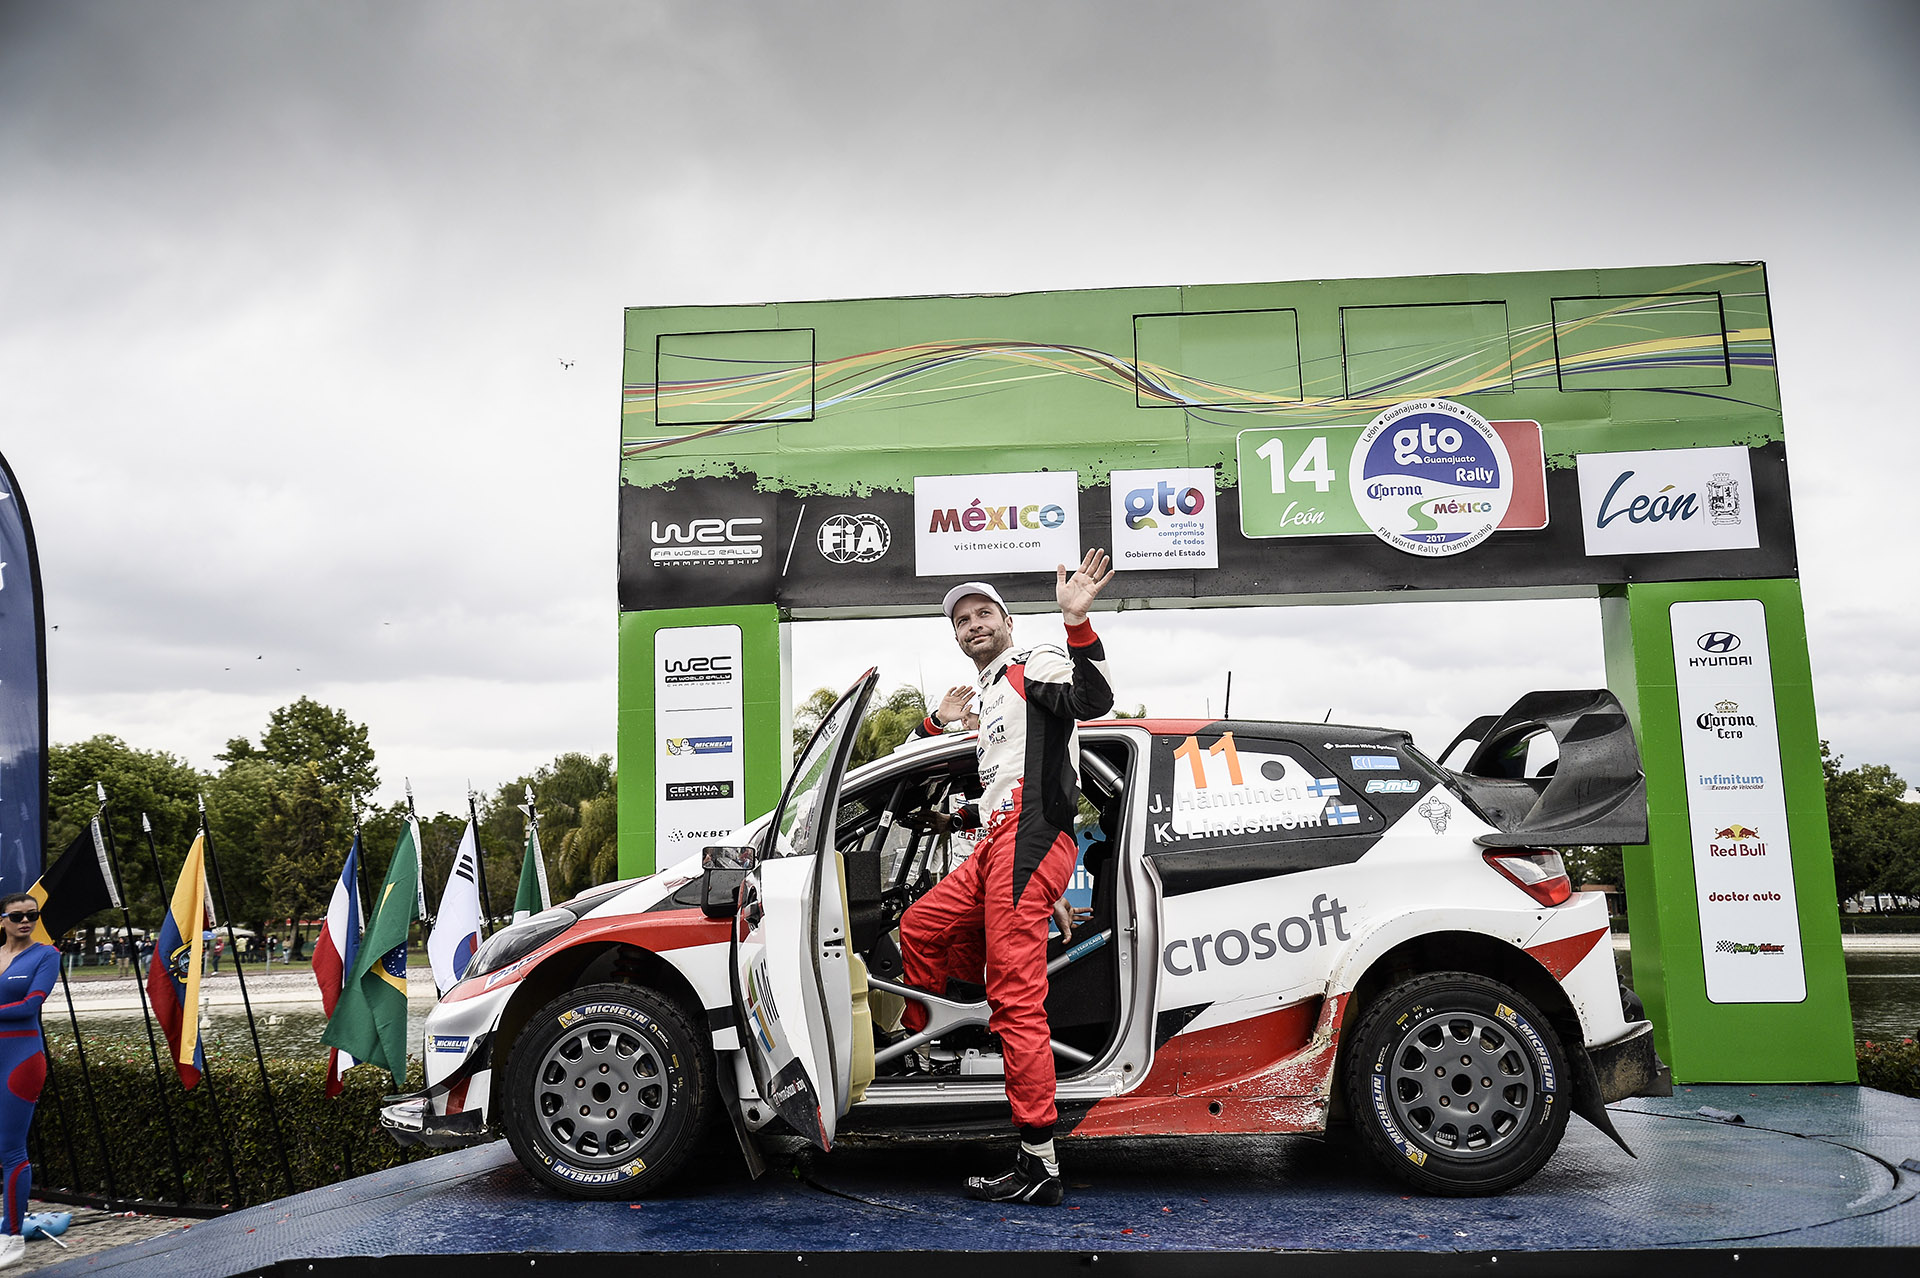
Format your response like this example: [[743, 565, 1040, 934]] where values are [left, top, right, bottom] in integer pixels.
[[1122, 480, 1206, 530], [650, 517, 764, 565]]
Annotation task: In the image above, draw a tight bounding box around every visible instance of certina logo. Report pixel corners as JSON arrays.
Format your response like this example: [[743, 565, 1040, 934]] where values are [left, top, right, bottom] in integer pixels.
[[1689, 630, 1753, 668], [1163, 893, 1349, 976], [816, 513, 890, 564], [1123, 480, 1206, 530], [649, 517, 764, 565], [665, 781, 733, 801], [927, 498, 1068, 534], [662, 655, 733, 685], [1365, 778, 1419, 794]]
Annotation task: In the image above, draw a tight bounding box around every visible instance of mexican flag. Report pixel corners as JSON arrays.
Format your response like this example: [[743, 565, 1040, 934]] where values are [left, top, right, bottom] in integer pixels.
[[322, 817, 422, 1088], [512, 804, 550, 923]]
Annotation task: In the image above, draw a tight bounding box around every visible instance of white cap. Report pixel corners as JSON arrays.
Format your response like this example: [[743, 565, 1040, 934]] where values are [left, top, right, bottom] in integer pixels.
[[941, 581, 1006, 620]]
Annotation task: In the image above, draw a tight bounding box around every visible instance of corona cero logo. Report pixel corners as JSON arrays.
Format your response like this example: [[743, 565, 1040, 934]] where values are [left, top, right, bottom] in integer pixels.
[[816, 513, 890, 564]]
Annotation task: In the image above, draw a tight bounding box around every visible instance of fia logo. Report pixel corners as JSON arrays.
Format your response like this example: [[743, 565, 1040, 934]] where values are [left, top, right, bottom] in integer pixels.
[[816, 513, 891, 564]]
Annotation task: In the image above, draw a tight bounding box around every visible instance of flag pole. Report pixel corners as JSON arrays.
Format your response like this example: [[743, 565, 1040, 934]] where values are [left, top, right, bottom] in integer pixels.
[[105, 795, 187, 1204], [50, 807, 118, 1199], [199, 794, 297, 1199], [406, 779, 427, 922], [528, 786, 550, 912], [141, 812, 239, 1206], [467, 786, 495, 937]]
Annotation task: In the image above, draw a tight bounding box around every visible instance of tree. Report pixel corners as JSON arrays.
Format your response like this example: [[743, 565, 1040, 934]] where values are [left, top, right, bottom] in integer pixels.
[[852, 686, 929, 769], [1823, 741, 1911, 905], [261, 762, 350, 955], [48, 736, 203, 934], [251, 697, 379, 804], [792, 687, 838, 759], [556, 794, 619, 894]]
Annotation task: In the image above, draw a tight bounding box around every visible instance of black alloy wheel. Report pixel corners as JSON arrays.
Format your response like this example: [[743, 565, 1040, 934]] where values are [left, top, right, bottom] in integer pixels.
[[504, 982, 712, 1199], [1342, 970, 1571, 1196]]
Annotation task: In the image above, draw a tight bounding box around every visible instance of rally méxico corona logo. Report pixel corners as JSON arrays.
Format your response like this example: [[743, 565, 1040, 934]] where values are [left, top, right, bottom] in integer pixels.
[[1349, 399, 1513, 557]]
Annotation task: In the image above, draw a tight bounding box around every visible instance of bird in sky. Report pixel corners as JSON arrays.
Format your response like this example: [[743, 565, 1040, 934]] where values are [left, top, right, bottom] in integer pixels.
[[559, 358, 574, 369]]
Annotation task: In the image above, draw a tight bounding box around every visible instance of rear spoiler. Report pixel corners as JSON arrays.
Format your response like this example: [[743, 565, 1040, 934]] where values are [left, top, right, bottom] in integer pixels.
[[1436, 689, 1649, 850]]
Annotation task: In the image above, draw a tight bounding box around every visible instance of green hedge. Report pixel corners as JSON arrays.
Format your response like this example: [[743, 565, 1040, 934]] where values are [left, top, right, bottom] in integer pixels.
[[30, 1028, 429, 1209], [1857, 1037, 1920, 1098], [1836, 914, 1920, 934]]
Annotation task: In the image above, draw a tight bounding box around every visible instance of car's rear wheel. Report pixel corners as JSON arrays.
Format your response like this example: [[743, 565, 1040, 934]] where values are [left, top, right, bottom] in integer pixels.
[[1342, 971, 1570, 1196], [504, 982, 712, 1198]]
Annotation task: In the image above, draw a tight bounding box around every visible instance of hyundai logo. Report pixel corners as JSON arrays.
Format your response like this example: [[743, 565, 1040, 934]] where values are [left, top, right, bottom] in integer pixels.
[[1697, 631, 1741, 654]]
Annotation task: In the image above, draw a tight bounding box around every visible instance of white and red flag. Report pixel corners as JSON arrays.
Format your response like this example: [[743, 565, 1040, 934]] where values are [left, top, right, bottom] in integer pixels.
[[312, 829, 364, 1097]]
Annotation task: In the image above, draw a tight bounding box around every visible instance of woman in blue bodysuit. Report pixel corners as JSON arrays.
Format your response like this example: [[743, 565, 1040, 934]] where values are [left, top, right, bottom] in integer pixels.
[[0, 893, 57, 1270]]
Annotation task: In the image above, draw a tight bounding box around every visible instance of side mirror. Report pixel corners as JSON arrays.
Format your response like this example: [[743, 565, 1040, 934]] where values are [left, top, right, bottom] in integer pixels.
[[700, 845, 757, 919]]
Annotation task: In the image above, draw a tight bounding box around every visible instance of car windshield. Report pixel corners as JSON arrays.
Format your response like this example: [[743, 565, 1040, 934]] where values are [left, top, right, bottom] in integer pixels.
[[763, 677, 867, 859]]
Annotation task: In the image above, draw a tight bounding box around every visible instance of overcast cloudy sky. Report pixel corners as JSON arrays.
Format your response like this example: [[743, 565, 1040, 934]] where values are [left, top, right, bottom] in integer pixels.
[[2, 1, 1915, 812]]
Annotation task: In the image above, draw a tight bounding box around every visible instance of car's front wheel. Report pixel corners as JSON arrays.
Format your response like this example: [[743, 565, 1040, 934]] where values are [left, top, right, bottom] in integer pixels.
[[504, 982, 712, 1198], [1342, 971, 1570, 1196]]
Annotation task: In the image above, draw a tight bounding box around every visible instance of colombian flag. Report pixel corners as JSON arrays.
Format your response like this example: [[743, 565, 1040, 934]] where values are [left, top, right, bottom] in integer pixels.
[[146, 832, 212, 1089]]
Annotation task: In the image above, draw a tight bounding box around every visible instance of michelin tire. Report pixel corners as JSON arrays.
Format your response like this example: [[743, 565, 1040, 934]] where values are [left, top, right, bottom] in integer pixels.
[[1342, 971, 1570, 1196], [505, 982, 712, 1199]]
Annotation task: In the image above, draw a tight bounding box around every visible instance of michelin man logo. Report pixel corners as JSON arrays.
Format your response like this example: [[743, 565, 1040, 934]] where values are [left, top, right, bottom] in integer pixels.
[[1417, 794, 1452, 834]]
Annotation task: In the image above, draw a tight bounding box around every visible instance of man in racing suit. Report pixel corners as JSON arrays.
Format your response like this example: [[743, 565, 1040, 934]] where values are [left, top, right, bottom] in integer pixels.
[[898, 549, 1115, 1205]]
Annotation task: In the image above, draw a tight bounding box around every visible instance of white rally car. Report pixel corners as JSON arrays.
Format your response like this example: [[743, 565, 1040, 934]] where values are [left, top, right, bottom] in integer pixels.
[[382, 671, 1667, 1197]]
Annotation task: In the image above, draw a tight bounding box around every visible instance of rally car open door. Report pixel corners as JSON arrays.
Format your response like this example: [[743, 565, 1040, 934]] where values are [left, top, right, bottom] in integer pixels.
[[730, 668, 878, 1150]]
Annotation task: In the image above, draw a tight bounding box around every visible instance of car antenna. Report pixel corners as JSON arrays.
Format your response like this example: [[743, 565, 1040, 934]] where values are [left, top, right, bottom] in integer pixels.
[[1323, 708, 1333, 722], [1223, 671, 1233, 718]]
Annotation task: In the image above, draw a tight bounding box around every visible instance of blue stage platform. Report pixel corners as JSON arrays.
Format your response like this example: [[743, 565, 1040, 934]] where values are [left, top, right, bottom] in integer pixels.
[[44, 1085, 1920, 1276]]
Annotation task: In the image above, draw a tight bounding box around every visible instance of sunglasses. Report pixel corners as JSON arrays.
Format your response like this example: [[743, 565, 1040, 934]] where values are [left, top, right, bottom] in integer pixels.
[[4, 911, 38, 924]]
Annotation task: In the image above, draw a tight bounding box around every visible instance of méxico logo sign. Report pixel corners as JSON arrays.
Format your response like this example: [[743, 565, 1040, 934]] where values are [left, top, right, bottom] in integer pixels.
[[1350, 399, 1515, 557]]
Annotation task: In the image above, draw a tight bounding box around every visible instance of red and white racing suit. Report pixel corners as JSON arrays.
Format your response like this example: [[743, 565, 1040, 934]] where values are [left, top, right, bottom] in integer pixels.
[[900, 620, 1113, 1132]]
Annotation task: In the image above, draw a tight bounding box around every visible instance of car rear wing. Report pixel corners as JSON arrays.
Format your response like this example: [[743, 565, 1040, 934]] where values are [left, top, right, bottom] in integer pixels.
[[1436, 689, 1649, 850]]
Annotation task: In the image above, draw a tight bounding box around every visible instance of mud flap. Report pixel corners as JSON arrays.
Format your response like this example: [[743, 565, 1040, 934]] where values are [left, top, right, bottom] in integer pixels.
[[1569, 1022, 1672, 1158], [714, 1050, 767, 1179]]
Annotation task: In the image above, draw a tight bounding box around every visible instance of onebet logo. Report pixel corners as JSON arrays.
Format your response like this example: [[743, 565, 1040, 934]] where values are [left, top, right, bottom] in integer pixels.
[[1122, 481, 1206, 530], [1163, 893, 1349, 975]]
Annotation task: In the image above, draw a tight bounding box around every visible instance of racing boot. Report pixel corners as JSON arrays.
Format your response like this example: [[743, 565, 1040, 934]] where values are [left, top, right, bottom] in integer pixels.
[[964, 1143, 1063, 1206]]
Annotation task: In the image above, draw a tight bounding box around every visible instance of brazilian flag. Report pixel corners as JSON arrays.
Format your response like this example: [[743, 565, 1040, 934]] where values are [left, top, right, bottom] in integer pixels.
[[323, 819, 422, 1088]]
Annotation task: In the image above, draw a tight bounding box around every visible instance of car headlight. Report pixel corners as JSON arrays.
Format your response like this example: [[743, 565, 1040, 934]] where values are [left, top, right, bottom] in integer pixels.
[[465, 907, 575, 979]]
